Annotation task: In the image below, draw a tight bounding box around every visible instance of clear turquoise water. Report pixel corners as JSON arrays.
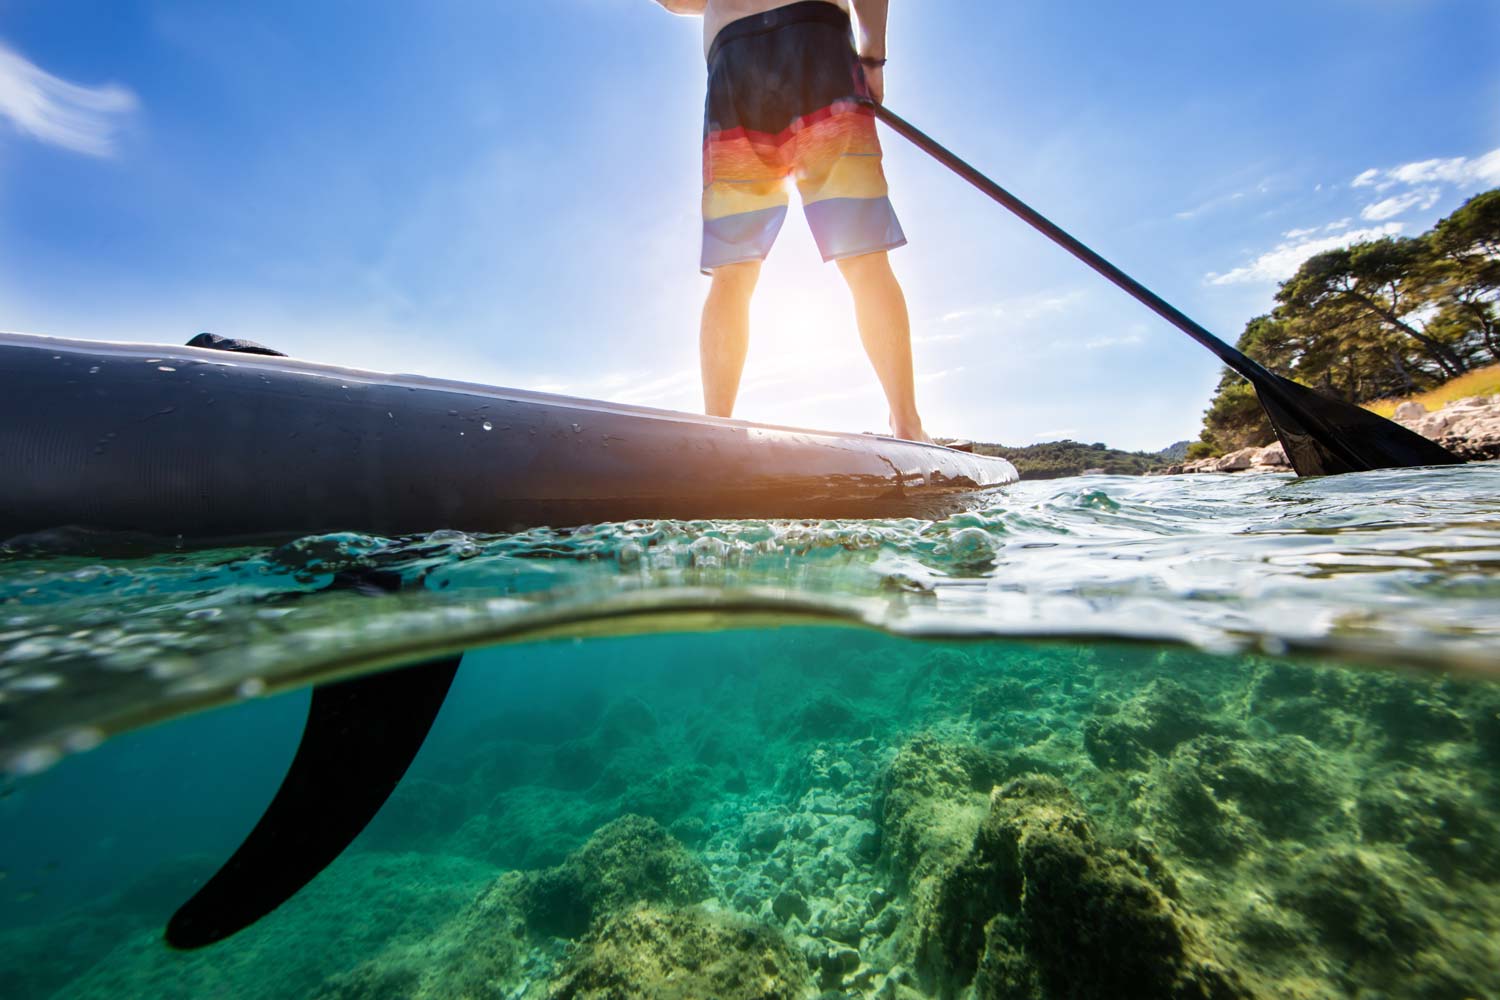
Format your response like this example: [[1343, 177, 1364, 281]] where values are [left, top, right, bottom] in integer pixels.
[[2, 466, 1499, 998]]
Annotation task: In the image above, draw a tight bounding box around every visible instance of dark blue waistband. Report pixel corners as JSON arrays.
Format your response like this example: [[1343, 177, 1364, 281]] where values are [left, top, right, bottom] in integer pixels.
[[707, 1, 851, 65]]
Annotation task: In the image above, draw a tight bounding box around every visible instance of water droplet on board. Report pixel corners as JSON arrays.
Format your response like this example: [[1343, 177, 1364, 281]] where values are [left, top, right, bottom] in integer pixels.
[[87, 366, 100, 374], [157, 366, 176, 372], [572, 423, 582, 433], [482, 421, 493, 431]]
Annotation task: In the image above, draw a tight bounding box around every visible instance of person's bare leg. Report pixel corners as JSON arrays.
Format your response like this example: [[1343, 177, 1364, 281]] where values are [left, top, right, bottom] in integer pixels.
[[700, 260, 762, 417], [836, 251, 928, 441]]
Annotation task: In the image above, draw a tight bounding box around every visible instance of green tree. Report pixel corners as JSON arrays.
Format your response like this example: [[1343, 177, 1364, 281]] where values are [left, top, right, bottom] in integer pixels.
[[1278, 238, 1468, 376], [1190, 187, 1499, 454], [1429, 190, 1500, 359], [1202, 375, 1272, 452]]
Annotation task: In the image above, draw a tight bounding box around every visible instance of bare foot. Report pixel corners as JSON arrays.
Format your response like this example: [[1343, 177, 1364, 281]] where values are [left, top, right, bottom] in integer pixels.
[[889, 413, 934, 444]]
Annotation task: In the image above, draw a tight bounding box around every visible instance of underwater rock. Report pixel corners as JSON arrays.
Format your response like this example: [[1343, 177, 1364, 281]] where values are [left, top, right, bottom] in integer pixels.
[[790, 692, 868, 741], [778, 743, 868, 799], [917, 775, 1252, 1000], [313, 820, 710, 999], [514, 814, 713, 939], [311, 964, 421, 1000], [311, 869, 533, 1000], [1244, 660, 1359, 743], [1083, 678, 1224, 770], [773, 889, 813, 924], [596, 695, 659, 748], [544, 903, 810, 1000], [1358, 673, 1471, 753], [1277, 847, 1434, 960], [1355, 764, 1500, 882], [878, 736, 1005, 886], [65, 852, 500, 1000], [1143, 733, 1343, 860], [742, 810, 789, 853], [968, 677, 1059, 749], [614, 762, 711, 826], [360, 777, 468, 851]]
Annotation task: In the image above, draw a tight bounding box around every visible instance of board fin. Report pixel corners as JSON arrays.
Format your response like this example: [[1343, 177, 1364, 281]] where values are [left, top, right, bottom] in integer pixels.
[[165, 655, 460, 948]]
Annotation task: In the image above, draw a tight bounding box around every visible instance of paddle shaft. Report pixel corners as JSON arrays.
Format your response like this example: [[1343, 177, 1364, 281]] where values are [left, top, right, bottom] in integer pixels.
[[864, 100, 1271, 383]]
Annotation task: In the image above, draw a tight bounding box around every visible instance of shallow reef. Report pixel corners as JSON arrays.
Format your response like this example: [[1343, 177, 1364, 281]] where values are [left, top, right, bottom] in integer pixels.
[[4, 630, 1500, 998]]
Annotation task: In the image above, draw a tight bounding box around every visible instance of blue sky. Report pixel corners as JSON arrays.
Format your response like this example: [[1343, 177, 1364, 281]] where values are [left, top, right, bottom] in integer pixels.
[[2, 0, 1496, 450]]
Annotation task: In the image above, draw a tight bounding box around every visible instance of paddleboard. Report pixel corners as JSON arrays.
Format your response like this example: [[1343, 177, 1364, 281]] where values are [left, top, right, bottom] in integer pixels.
[[0, 331, 1018, 544]]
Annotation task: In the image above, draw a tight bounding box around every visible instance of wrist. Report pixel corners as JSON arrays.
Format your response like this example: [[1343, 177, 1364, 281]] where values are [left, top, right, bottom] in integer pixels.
[[859, 54, 887, 68]]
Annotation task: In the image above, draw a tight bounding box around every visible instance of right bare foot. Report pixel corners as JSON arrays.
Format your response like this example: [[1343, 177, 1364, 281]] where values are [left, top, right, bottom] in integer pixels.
[[889, 413, 933, 444]]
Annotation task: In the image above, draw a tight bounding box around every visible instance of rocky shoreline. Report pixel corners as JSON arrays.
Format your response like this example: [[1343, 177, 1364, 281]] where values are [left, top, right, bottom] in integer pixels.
[[1156, 395, 1500, 475]]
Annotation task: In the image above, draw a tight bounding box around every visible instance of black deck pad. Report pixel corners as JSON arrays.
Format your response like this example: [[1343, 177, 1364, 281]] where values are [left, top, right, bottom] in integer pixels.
[[165, 654, 460, 948], [185, 332, 287, 357]]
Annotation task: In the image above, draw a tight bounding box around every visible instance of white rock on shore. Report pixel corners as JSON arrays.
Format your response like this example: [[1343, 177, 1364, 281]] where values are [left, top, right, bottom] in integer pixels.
[[1164, 441, 1291, 475], [1156, 393, 1500, 475], [1390, 396, 1500, 460]]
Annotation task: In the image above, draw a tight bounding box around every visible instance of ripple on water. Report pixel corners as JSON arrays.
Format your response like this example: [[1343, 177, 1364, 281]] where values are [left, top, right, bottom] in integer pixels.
[[1, 462, 1499, 771]]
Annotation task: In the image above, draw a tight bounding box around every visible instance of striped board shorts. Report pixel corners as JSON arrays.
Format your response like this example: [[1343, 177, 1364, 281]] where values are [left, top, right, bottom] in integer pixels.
[[700, 1, 907, 273]]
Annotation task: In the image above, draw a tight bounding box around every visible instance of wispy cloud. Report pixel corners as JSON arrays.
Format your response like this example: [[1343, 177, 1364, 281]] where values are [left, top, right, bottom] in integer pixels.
[[918, 366, 966, 384], [1207, 222, 1405, 286], [1283, 218, 1350, 240], [1360, 188, 1440, 222], [1350, 148, 1500, 223], [1352, 148, 1500, 193], [1174, 188, 1249, 222], [937, 289, 1087, 326], [1207, 144, 1500, 288], [0, 41, 137, 156]]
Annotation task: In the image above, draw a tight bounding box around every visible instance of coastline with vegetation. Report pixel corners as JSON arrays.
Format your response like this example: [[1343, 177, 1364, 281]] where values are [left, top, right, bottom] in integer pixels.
[[1185, 189, 1499, 462], [967, 189, 1498, 480]]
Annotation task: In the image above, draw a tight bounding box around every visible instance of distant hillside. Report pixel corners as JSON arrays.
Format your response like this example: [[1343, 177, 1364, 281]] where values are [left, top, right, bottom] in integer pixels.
[[1156, 440, 1192, 463], [951, 439, 1171, 479]]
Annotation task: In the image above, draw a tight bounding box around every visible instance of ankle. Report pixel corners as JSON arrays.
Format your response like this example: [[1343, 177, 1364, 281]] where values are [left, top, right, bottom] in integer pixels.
[[889, 411, 927, 442]]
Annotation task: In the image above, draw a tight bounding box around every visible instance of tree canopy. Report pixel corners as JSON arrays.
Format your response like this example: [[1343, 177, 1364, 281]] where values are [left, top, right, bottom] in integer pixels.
[[1196, 189, 1499, 453]]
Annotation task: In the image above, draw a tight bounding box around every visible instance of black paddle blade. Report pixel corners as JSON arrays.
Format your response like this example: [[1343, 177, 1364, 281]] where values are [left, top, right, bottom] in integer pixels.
[[165, 655, 460, 949], [1256, 373, 1463, 476]]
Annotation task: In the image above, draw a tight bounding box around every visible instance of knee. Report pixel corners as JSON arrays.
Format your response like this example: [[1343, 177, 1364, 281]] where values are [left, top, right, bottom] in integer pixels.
[[709, 260, 762, 298], [836, 250, 893, 285]]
